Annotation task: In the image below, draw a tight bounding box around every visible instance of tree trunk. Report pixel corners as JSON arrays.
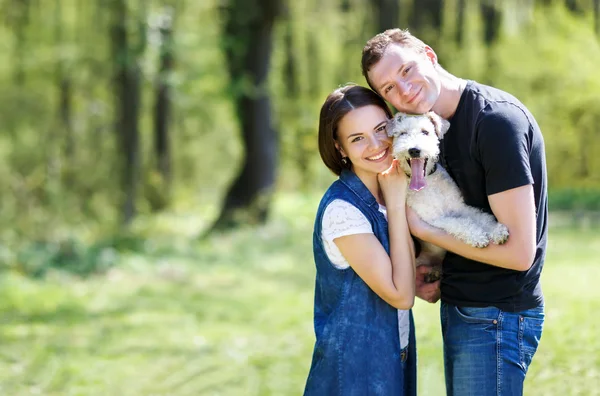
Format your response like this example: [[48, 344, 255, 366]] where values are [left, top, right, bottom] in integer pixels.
[[480, 0, 502, 45], [283, 22, 297, 96], [565, 0, 584, 14], [111, 0, 142, 225], [411, 0, 443, 34], [282, 20, 309, 186], [341, 0, 351, 12], [375, 0, 400, 31], [59, 78, 74, 161], [456, 0, 466, 45], [594, 0, 600, 37], [153, 7, 175, 210], [55, 0, 74, 171], [211, 0, 280, 230], [12, 1, 29, 86], [479, 0, 502, 84]]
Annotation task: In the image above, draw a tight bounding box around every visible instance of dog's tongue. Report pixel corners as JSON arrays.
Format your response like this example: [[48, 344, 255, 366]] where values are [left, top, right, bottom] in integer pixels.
[[409, 158, 426, 191]]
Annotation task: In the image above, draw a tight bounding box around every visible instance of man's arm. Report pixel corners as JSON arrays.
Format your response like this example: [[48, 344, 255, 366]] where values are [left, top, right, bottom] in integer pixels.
[[408, 183, 537, 271]]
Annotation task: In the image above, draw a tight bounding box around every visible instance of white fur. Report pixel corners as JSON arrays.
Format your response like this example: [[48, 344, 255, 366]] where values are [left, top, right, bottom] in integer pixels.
[[386, 112, 510, 268]]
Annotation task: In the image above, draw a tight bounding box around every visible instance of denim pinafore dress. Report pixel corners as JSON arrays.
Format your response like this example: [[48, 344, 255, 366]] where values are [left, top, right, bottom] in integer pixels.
[[304, 169, 417, 396]]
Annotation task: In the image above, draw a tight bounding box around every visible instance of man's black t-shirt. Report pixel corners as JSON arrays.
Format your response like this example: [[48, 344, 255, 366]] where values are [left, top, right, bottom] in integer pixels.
[[439, 80, 548, 312]]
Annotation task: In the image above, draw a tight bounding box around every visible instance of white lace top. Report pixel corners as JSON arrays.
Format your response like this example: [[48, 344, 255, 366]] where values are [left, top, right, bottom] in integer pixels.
[[321, 199, 410, 349]]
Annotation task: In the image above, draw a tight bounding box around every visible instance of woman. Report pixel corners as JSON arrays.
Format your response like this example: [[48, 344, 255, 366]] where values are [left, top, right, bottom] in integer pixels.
[[304, 85, 417, 395]]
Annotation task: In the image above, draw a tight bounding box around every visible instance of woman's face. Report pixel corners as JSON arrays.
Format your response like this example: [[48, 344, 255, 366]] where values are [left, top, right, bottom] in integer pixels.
[[336, 105, 393, 178]]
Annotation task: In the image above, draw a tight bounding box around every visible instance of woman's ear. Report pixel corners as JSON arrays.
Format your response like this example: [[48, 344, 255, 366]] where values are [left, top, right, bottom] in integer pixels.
[[335, 142, 346, 158]]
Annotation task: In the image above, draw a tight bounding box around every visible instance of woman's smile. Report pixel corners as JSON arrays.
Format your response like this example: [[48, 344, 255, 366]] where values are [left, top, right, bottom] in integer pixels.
[[366, 147, 390, 162]]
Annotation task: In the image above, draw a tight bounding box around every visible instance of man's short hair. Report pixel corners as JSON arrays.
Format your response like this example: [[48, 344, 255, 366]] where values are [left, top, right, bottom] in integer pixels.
[[361, 29, 428, 92]]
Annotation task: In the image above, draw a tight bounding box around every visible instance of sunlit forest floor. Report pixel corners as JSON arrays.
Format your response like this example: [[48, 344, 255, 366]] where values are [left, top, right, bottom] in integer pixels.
[[1, 193, 599, 395]]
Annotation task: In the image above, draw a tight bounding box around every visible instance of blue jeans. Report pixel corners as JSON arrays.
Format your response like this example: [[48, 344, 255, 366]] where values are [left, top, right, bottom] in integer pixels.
[[441, 302, 544, 396]]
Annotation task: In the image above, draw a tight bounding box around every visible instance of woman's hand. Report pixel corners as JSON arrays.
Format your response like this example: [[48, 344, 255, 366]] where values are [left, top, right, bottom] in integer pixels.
[[377, 159, 408, 209]]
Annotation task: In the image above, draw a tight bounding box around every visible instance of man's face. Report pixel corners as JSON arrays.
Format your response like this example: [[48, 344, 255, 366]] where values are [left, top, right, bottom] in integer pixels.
[[368, 43, 441, 114]]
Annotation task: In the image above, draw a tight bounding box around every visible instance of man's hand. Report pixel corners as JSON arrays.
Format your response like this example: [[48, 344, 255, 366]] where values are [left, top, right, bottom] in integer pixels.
[[415, 265, 441, 303]]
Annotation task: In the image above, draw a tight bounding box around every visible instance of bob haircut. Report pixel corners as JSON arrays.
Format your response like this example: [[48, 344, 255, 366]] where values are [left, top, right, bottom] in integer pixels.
[[318, 84, 393, 176]]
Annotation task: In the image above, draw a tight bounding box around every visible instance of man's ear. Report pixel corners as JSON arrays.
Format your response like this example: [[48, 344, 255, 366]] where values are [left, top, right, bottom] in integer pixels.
[[427, 112, 450, 139], [424, 45, 438, 66]]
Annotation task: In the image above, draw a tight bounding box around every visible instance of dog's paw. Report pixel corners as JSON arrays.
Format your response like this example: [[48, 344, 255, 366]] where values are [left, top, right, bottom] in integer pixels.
[[491, 223, 510, 245], [464, 233, 491, 249], [424, 266, 443, 283]]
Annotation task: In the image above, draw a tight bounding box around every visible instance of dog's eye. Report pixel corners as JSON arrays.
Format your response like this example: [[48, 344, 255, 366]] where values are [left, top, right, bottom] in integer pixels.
[[400, 131, 408, 136], [421, 129, 429, 136]]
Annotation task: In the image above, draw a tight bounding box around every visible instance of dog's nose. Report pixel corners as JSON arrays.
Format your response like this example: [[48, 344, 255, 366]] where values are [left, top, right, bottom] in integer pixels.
[[408, 148, 421, 158]]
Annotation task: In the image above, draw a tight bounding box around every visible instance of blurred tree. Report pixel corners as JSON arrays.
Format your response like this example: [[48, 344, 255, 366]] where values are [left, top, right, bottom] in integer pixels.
[[479, 0, 502, 84], [212, 0, 282, 230], [0, 0, 599, 240], [152, 5, 176, 209], [410, 0, 443, 45], [341, 0, 351, 12], [54, 0, 74, 177], [110, 0, 146, 225], [595, 0, 600, 36], [565, 0, 585, 14], [6, 0, 29, 86], [374, 0, 400, 31], [280, 10, 313, 187], [456, 0, 466, 45], [480, 0, 501, 45]]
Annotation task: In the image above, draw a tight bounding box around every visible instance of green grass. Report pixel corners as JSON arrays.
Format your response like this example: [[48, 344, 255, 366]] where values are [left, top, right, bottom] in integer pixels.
[[1, 193, 599, 395]]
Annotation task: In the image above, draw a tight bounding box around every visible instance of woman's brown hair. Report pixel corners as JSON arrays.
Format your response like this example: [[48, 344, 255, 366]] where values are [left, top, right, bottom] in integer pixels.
[[318, 84, 392, 175]]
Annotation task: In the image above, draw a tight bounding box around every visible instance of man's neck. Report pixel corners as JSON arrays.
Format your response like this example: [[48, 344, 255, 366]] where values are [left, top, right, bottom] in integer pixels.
[[431, 71, 466, 120]]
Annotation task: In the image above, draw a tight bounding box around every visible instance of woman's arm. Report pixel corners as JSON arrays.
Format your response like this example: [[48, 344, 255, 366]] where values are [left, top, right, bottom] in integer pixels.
[[334, 160, 416, 309], [334, 217, 415, 309]]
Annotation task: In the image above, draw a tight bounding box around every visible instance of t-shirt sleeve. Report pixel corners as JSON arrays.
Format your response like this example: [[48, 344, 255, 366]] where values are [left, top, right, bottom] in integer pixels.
[[476, 105, 534, 196], [321, 200, 374, 269], [322, 199, 373, 241]]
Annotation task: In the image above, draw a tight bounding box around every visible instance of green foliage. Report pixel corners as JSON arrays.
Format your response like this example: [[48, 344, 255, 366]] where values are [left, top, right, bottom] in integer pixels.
[[481, 5, 600, 189], [0, 0, 599, 236], [10, 239, 116, 278], [549, 187, 600, 211], [0, 234, 136, 279]]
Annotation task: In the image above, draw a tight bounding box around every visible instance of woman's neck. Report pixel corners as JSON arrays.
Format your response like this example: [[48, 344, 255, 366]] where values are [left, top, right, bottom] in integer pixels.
[[354, 170, 385, 206]]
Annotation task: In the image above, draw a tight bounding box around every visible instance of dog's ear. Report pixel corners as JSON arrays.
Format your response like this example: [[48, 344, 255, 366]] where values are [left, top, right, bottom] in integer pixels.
[[427, 112, 450, 139], [386, 112, 409, 137], [385, 118, 396, 138]]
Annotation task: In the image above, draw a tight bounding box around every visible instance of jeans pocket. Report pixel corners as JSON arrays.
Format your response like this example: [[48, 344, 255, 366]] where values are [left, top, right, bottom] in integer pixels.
[[453, 305, 501, 324], [518, 311, 544, 372]]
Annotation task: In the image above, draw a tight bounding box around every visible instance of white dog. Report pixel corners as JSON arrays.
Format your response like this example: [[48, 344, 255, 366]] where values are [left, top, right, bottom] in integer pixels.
[[386, 112, 509, 281]]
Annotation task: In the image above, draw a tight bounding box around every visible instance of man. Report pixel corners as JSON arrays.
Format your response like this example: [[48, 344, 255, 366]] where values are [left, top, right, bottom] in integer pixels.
[[361, 29, 547, 395]]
